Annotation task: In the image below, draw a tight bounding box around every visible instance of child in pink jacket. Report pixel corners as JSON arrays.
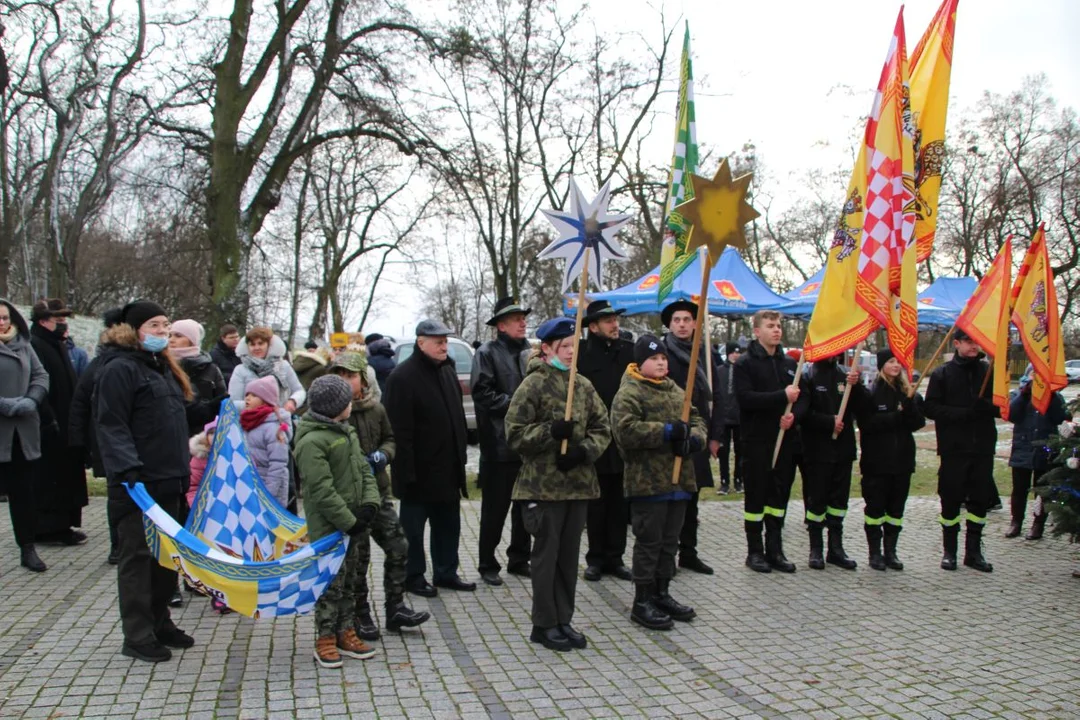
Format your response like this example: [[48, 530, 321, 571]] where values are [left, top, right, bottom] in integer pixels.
[[187, 418, 217, 509]]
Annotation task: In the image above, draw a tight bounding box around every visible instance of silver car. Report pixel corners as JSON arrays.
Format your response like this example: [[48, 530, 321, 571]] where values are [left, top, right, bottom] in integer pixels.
[[392, 337, 478, 440]]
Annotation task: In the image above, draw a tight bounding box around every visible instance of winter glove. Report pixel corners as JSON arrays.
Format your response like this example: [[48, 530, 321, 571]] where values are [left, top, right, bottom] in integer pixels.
[[366, 450, 388, 474], [349, 504, 379, 536], [11, 397, 37, 416], [663, 420, 689, 442], [0, 398, 16, 417], [555, 445, 588, 472], [120, 469, 140, 489], [671, 438, 692, 457], [550, 419, 575, 441], [688, 435, 704, 453]]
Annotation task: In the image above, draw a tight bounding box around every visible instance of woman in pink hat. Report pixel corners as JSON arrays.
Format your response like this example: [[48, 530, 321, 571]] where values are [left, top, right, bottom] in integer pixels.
[[169, 319, 227, 435]]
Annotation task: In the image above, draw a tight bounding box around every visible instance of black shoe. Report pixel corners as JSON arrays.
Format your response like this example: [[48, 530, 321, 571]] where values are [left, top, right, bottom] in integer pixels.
[[122, 641, 172, 663], [61, 530, 88, 546], [940, 552, 957, 571], [386, 603, 431, 632], [530, 625, 573, 651], [583, 565, 602, 582], [433, 575, 476, 592], [0, 493, 7, 502], [869, 553, 887, 571], [733, 478, 744, 493], [20, 545, 46, 572], [745, 552, 772, 573], [156, 627, 195, 649], [558, 624, 587, 649], [169, 590, 183, 608], [630, 584, 673, 630], [480, 571, 503, 586], [608, 565, 632, 581], [107, 546, 120, 566], [807, 527, 825, 570], [654, 579, 695, 622], [678, 555, 714, 575], [963, 554, 994, 572], [355, 611, 380, 641], [406, 578, 438, 598], [719, 483, 730, 495], [505, 563, 531, 578]]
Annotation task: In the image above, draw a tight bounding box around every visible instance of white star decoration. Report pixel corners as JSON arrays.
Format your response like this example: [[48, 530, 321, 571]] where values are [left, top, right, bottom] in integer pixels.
[[538, 178, 631, 292]]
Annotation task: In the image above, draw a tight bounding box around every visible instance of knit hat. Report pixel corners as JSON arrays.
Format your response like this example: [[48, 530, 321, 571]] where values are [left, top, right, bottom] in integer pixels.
[[876, 348, 895, 370], [725, 341, 743, 355], [171, 319, 204, 348], [122, 300, 167, 332], [245, 376, 280, 407], [204, 418, 219, 435], [634, 334, 668, 366], [308, 375, 353, 418], [102, 307, 124, 328]]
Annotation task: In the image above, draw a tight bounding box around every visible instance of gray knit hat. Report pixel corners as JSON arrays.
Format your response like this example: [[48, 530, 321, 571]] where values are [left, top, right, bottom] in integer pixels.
[[308, 375, 353, 418]]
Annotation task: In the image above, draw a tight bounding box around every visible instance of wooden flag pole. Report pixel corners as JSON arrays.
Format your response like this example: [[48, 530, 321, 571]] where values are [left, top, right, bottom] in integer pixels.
[[561, 247, 591, 455], [704, 313, 715, 412], [909, 324, 955, 398], [671, 249, 712, 484], [832, 342, 864, 440], [771, 355, 806, 469], [978, 359, 993, 398]]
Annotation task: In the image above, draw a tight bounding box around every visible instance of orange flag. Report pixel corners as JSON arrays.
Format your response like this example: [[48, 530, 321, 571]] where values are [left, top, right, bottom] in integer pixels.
[[955, 238, 1012, 419], [1011, 225, 1067, 414]]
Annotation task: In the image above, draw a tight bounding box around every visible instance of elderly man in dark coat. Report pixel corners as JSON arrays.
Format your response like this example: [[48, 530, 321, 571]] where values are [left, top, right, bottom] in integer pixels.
[[29, 298, 88, 545], [384, 319, 475, 597]]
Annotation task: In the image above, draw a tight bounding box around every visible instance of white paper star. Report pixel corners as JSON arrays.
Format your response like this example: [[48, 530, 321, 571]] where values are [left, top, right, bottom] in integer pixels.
[[538, 178, 631, 292]]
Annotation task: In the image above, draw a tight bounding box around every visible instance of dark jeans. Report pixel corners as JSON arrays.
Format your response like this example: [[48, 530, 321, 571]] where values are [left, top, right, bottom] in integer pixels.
[[585, 471, 627, 570], [477, 460, 530, 574], [116, 494, 183, 645], [939, 454, 995, 524], [631, 500, 687, 584], [0, 440, 37, 546], [399, 500, 461, 583], [803, 461, 853, 526], [719, 425, 741, 484], [522, 500, 587, 629]]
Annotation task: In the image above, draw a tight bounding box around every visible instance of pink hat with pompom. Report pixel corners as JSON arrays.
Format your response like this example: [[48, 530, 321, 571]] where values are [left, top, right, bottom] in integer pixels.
[[245, 376, 280, 407]]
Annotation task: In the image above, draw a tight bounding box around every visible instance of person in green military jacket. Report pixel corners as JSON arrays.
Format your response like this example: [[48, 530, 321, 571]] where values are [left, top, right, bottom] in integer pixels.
[[293, 374, 381, 669], [505, 317, 610, 653], [611, 335, 706, 631]]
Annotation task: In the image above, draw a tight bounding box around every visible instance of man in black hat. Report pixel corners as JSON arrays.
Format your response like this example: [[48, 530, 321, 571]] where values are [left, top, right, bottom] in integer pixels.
[[660, 300, 724, 575], [576, 299, 634, 581], [384, 319, 476, 597], [472, 297, 533, 586], [923, 328, 997, 572]]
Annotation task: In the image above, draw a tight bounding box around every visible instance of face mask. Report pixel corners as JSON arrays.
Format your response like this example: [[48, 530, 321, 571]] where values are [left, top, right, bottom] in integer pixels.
[[550, 357, 569, 372], [53, 322, 68, 337], [142, 334, 169, 353]]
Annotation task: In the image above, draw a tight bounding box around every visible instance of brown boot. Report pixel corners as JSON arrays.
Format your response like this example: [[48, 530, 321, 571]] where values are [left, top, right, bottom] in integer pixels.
[[313, 636, 343, 668], [336, 629, 376, 660]]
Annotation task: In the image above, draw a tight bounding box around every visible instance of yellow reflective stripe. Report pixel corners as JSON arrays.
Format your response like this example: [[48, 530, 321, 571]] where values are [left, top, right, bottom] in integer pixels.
[[763, 506, 786, 518], [744, 511, 765, 522], [965, 512, 987, 525], [826, 507, 847, 518], [864, 516, 886, 526], [805, 510, 826, 523], [883, 515, 903, 527], [938, 515, 962, 527]]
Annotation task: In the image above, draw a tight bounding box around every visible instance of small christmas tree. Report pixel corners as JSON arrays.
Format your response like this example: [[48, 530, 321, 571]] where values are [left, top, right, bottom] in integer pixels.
[[1035, 397, 1080, 540]]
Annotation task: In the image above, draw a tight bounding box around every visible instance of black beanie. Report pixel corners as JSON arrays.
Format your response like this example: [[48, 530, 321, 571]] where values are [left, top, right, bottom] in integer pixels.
[[725, 341, 743, 355], [102, 307, 124, 328], [876, 348, 894, 370], [634, 334, 668, 366], [122, 300, 167, 331]]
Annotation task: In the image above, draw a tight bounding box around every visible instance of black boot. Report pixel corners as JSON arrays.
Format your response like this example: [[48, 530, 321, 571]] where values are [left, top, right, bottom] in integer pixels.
[[963, 523, 993, 572], [386, 602, 431, 632], [865, 525, 886, 571], [826, 522, 857, 570], [1005, 495, 1025, 538], [1025, 512, 1047, 540], [20, 545, 46, 572], [807, 525, 825, 570], [744, 523, 771, 573], [941, 524, 959, 571], [764, 516, 795, 573], [355, 604, 380, 641], [882, 525, 904, 570], [653, 578, 695, 622], [630, 583, 673, 630]]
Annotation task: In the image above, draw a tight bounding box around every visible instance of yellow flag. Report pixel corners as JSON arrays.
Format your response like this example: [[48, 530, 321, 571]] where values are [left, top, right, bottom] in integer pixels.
[[909, 0, 959, 263], [1011, 225, 1067, 414], [955, 238, 1011, 419]]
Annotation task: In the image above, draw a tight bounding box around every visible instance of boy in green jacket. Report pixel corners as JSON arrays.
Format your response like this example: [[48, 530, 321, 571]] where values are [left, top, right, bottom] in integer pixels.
[[611, 335, 706, 631], [293, 374, 381, 669]]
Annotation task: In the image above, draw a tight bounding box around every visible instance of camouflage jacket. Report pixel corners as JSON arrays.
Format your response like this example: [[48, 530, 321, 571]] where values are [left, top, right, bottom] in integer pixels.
[[611, 365, 706, 497], [505, 357, 610, 501]]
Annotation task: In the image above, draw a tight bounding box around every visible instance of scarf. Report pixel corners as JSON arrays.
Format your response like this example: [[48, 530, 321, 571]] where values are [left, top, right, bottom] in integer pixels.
[[242, 354, 290, 396], [240, 404, 277, 432], [627, 363, 665, 385], [664, 333, 709, 399], [171, 344, 201, 360], [0, 325, 17, 343]]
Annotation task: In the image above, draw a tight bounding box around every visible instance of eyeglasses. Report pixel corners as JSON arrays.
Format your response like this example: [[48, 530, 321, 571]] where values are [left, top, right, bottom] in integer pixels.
[[144, 321, 172, 331]]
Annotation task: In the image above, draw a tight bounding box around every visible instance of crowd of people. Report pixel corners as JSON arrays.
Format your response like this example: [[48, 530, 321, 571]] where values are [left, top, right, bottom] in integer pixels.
[[0, 292, 1070, 667]]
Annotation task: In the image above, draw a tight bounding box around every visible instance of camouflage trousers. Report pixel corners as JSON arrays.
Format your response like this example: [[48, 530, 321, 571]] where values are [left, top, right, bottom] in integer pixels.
[[354, 498, 409, 615], [313, 533, 363, 638]]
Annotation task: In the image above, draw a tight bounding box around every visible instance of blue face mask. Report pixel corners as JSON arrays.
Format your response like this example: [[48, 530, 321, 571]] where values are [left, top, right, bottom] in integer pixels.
[[550, 357, 569, 372], [142, 334, 169, 353]]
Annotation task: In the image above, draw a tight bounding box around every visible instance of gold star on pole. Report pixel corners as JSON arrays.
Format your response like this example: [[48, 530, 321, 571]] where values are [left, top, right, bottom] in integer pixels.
[[674, 158, 760, 263]]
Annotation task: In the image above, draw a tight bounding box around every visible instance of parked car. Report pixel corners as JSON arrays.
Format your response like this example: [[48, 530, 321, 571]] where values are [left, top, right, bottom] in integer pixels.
[[393, 336, 478, 443], [1065, 359, 1080, 384]]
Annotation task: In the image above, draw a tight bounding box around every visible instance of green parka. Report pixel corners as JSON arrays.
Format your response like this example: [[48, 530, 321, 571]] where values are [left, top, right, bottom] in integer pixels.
[[611, 365, 706, 497], [293, 413, 380, 541], [505, 357, 610, 502]]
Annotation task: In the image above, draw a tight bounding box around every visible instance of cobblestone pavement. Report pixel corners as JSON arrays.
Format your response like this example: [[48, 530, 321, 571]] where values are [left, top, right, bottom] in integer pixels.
[[1, 495, 1078, 720]]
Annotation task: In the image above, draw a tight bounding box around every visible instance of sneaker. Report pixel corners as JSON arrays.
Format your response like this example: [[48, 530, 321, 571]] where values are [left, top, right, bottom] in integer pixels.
[[719, 483, 730, 495], [107, 546, 120, 565], [61, 530, 88, 546], [355, 612, 380, 641], [313, 636, 343, 668], [169, 590, 183, 608], [122, 641, 172, 663], [156, 627, 195, 649], [386, 603, 431, 632], [336, 629, 376, 660]]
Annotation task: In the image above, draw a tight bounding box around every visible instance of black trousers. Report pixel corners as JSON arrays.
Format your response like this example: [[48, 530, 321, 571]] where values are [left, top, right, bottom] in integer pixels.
[[477, 460, 530, 574], [585, 471, 627, 570], [678, 491, 702, 559], [116, 494, 183, 645], [862, 472, 911, 528], [522, 500, 587, 629], [742, 441, 797, 528], [803, 461, 853, 526], [631, 500, 687, 584], [939, 453, 995, 526], [1010, 467, 1046, 519], [0, 440, 37, 546], [718, 425, 741, 484], [399, 500, 461, 583]]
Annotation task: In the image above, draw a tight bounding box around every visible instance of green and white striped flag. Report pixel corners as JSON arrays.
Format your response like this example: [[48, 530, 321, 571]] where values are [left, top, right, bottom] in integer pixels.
[[658, 23, 699, 304]]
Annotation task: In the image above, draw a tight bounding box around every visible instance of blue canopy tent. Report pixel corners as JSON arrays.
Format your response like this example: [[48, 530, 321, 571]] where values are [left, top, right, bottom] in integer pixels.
[[562, 247, 789, 316], [917, 276, 976, 327], [777, 267, 825, 317]]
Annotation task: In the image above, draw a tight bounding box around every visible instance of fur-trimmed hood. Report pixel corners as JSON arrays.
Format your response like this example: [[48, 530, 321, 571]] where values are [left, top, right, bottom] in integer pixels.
[[102, 322, 143, 349], [0, 298, 31, 339], [189, 432, 211, 460], [236, 334, 288, 361]]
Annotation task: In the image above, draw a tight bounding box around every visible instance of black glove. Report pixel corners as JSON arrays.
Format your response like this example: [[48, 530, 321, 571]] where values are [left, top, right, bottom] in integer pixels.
[[663, 421, 689, 442], [688, 435, 704, 453], [349, 504, 379, 536], [974, 397, 996, 416], [120, 469, 140, 488], [555, 445, 588, 472], [550, 419, 575, 440], [671, 438, 691, 457]]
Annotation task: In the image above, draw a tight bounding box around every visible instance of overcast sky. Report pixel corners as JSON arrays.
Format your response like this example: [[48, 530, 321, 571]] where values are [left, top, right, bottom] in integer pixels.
[[360, 0, 1079, 339]]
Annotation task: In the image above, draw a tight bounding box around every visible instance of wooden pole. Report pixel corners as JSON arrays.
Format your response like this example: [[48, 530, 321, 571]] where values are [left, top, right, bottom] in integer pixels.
[[561, 247, 591, 455], [831, 342, 864, 440], [671, 248, 712, 484], [704, 313, 714, 413], [771, 355, 806, 469], [978, 358, 993, 398], [909, 324, 955, 397]]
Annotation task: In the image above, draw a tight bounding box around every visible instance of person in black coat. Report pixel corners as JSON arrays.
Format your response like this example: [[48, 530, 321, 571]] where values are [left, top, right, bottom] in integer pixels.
[[576, 300, 634, 582], [1006, 378, 1069, 540], [800, 353, 867, 571], [471, 298, 533, 586], [715, 342, 743, 494], [364, 334, 397, 393], [660, 300, 724, 575], [856, 349, 926, 570], [923, 329, 998, 572], [94, 300, 196, 663], [384, 320, 474, 597], [210, 324, 242, 386], [28, 299, 88, 545]]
